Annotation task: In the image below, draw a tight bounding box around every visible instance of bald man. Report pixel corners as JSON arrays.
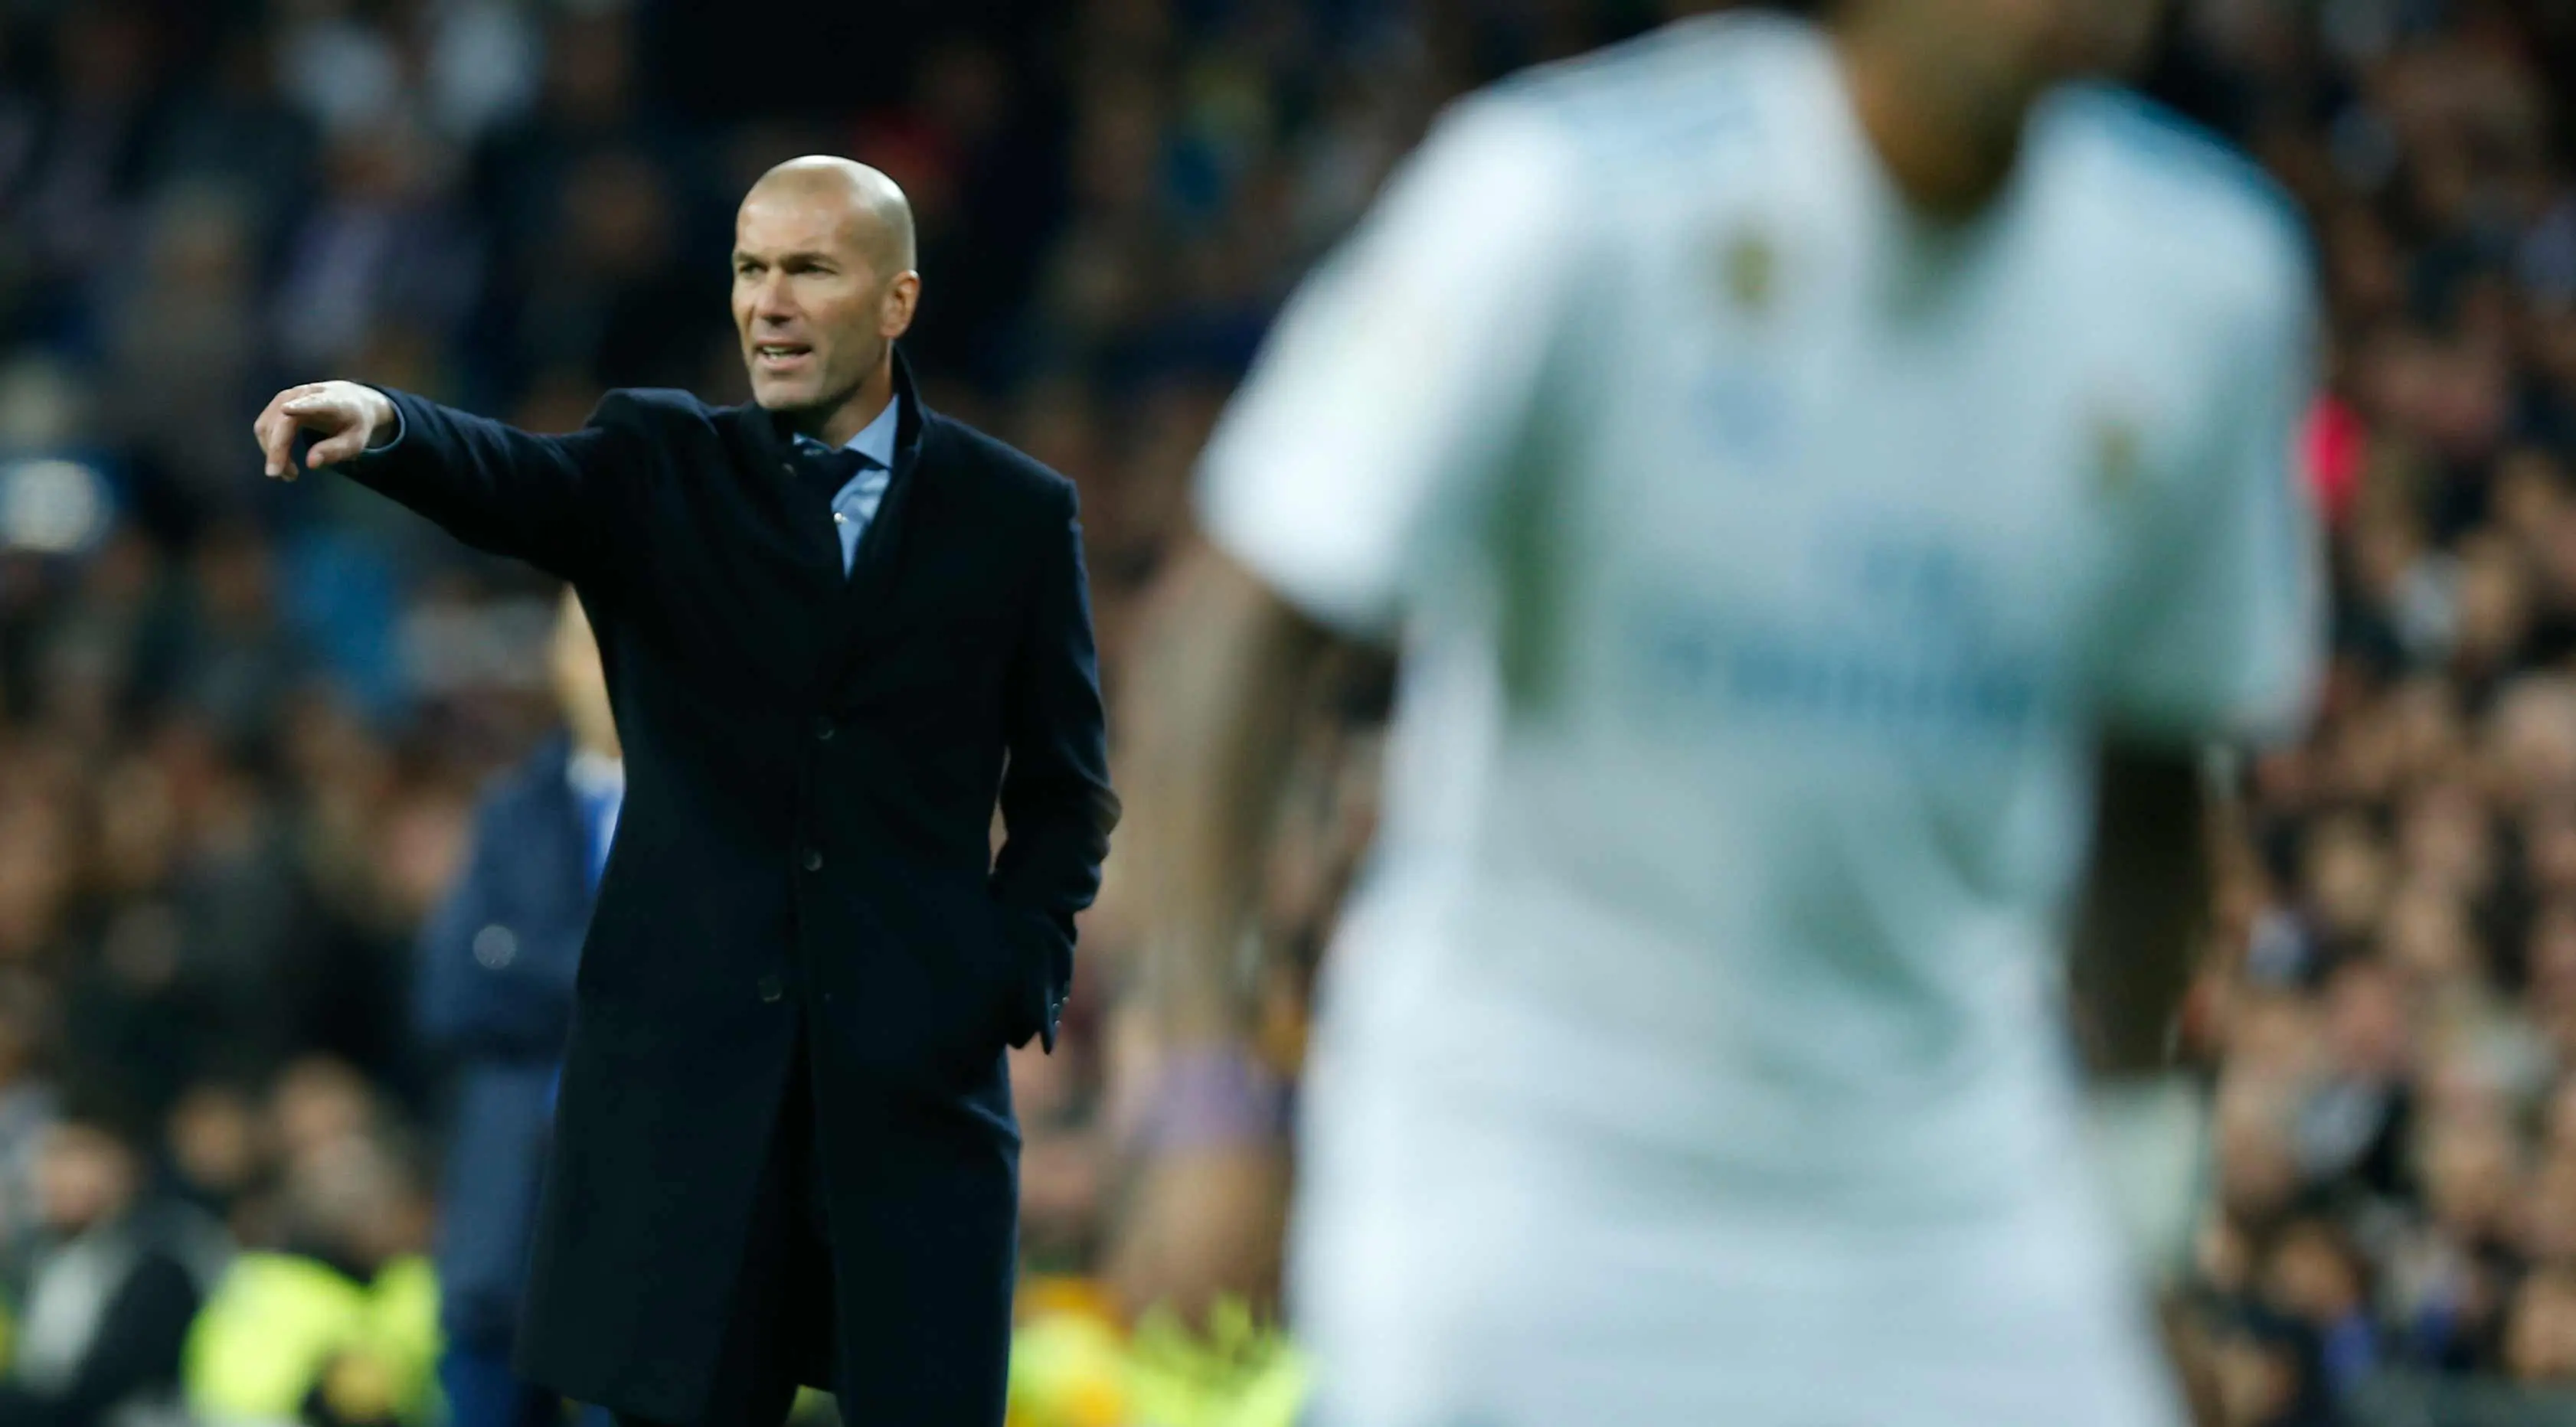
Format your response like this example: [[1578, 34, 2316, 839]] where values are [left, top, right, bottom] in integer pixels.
[[253, 159, 1117, 1427]]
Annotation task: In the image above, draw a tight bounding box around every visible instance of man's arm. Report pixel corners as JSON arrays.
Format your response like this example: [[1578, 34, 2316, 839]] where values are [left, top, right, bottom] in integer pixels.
[[1127, 544, 1334, 1047], [2077, 211, 2321, 1330], [414, 789, 580, 1062], [990, 482, 1122, 1053], [253, 380, 622, 583], [2071, 743, 2231, 1427], [1106, 543, 1330, 1324], [412, 808, 497, 1060], [2069, 745, 2210, 1079], [1109, 98, 1583, 1323]]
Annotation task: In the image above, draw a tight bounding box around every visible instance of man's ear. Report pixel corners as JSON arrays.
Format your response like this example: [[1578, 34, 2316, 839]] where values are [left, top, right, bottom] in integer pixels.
[[883, 272, 921, 340]]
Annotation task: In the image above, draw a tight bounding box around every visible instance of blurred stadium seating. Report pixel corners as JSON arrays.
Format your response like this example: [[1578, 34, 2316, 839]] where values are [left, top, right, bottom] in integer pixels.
[[2, 1, 2575, 1424]]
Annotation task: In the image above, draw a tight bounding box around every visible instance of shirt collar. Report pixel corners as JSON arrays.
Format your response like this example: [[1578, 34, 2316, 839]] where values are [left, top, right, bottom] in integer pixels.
[[795, 393, 903, 470]]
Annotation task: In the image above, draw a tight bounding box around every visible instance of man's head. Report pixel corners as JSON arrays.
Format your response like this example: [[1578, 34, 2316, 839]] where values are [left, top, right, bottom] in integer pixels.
[[282, 1129, 433, 1272], [732, 157, 919, 442], [34, 1112, 143, 1236]]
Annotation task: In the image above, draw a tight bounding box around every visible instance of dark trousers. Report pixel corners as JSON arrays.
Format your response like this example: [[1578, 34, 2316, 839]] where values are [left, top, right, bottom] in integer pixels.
[[619, 1034, 835, 1427]]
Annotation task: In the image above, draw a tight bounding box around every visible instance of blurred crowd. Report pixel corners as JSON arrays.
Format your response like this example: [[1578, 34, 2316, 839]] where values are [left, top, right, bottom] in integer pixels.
[[0, 0, 2571, 1425], [2158, 2, 2576, 1425]]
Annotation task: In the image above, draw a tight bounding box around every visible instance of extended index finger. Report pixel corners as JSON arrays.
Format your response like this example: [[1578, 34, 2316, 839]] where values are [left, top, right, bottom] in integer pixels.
[[258, 400, 300, 478]]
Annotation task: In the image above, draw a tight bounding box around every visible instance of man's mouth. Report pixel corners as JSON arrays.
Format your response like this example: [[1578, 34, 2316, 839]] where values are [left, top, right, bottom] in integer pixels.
[[753, 343, 812, 372]]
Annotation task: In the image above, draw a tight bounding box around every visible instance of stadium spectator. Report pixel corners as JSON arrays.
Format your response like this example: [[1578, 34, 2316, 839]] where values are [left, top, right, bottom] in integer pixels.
[[0, 1098, 229, 1427], [183, 1128, 438, 1427]]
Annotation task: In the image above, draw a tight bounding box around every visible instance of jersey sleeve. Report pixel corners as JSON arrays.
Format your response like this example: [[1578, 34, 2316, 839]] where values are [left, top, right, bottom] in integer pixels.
[[2099, 246, 2325, 746], [1195, 96, 1587, 636]]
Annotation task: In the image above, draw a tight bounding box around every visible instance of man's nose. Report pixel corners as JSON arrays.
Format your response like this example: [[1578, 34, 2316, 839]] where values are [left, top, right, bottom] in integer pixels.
[[750, 277, 797, 325]]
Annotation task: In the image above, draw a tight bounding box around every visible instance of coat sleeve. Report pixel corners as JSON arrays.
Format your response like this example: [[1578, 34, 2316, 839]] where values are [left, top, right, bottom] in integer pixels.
[[988, 481, 1120, 1053], [336, 389, 639, 583]]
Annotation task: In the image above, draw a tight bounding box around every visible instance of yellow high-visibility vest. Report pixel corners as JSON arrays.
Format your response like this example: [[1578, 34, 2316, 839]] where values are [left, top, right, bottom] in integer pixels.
[[185, 1253, 440, 1426]]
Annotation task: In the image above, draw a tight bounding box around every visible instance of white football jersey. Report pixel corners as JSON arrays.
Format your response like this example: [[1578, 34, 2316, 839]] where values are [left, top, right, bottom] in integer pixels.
[[1198, 13, 2319, 1426]]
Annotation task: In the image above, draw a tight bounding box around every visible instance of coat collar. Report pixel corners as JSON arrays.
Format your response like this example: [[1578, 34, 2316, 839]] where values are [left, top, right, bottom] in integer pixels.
[[740, 345, 930, 469], [825, 348, 933, 690], [725, 346, 938, 706], [890, 346, 927, 464]]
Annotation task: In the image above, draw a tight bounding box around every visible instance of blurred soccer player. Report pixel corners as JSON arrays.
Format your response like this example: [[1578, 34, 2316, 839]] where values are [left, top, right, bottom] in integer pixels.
[[1133, 1, 2321, 1424]]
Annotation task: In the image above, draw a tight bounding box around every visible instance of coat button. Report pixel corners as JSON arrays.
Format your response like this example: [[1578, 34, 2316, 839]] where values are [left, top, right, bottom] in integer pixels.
[[812, 717, 834, 743], [803, 848, 824, 873], [780, 461, 795, 476], [757, 975, 784, 1003]]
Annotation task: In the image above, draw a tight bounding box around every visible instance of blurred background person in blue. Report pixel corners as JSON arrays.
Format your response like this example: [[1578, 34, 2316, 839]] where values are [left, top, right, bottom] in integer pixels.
[[414, 592, 616, 1427]]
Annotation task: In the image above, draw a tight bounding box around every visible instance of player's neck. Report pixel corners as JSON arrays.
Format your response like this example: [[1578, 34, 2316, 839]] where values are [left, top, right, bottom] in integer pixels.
[[1830, 26, 2043, 223]]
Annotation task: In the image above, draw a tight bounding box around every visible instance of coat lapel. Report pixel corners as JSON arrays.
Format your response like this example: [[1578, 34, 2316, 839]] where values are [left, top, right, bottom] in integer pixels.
[[724, 359, 925, 704], [728, 396, 848, 582], [826, 350, 933, 692]]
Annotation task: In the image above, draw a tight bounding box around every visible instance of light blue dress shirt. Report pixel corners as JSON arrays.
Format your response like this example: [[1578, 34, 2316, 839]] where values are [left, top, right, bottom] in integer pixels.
[[793, 395, 901, 575], [567, 748, 624, 891], [555, 746, 623, 1111]]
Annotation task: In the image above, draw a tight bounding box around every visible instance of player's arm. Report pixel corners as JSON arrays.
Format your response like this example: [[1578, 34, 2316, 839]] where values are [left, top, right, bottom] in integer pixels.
[[1116, 95, 1583, 1321], [411, 793, 501, 1061], [1131, 542, 1338, 1046], [1139, 91, 1580, 1044], [414, 786, 577, 1062], [253, 380, 619, 583], [1107, 544, 1332, 1324], [2080, 217, 2323, 1291], [2071, 749, 2231, 1427], [2068, 745, 2208, 1079]]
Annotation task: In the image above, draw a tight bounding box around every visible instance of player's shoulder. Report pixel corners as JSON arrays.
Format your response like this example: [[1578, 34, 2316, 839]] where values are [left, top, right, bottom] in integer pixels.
[[2049, 87, 2313, 309], [924, 409, 1078, 516], [1479, 11, 1808, 168]]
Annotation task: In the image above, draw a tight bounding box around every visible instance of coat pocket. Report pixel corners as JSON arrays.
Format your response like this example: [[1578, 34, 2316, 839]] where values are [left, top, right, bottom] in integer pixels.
[[982, 900, 1061, 1050]]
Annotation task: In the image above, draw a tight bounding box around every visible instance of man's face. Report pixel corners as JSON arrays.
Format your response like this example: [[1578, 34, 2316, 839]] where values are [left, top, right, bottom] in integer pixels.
[[34, 1125, 132, 1233], [731, 188, 910, 417]]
